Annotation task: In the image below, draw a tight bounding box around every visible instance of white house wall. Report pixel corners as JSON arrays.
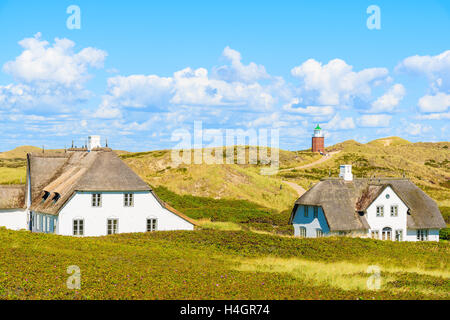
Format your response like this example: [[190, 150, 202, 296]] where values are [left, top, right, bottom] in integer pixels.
[[405, 229, 440, 242], [56, 191, 194, 236], [0, 209, 28, 231], [292, 205, 330, 237], [366, 186, 409, 240]]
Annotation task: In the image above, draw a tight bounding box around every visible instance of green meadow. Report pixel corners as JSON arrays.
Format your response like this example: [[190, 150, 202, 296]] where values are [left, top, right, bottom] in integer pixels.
[[0, 228, 448, 300]]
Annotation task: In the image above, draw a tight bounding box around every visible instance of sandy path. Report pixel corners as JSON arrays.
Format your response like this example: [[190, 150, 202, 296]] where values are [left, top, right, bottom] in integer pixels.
[[279, 150, 341, 172], [282, 180, 306, 197], [279, 150, 341, 197]]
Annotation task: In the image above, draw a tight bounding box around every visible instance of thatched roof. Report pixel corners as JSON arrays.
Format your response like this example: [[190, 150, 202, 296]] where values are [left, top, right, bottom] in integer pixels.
[[27, 150, 196, 225], [289, 178, 446, 231], [0, 185, 26, 210]]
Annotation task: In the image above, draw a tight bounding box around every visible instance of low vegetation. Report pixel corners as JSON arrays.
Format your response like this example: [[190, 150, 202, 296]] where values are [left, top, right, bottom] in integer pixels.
[[0, 228, 448, 300], [154, 186, 293, 235]]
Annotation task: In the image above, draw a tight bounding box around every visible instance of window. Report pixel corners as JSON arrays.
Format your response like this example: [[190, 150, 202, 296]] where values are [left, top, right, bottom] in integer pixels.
[[417, 229, 428, 241], [92, 193, 102, 207], [395, 230, 403, 241], [299, 227, 307, 237], [313, 207, 318, 218], [42, 191, 50, 202], [304, 206, 308, 217], [52, 193, 61, 204], [316, 229, 323, 238], [107, 219, 118, 235], [385, 194, 390, 199], [390, 205, 398, 217], [124, 193, 134, 207], [371, 230, 379, 239], [146, 218, 157, 232], [376, 206, 384, 217], [73, 219, 84, 236]]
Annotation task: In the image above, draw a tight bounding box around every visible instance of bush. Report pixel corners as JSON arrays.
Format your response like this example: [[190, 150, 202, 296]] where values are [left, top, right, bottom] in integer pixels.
[[439, 228, 450, 240]]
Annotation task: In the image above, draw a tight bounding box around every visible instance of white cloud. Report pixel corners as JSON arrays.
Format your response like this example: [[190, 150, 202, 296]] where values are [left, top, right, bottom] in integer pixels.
[[0, 33, 106, 113], [3, 33, 107, 88], [283, 98, 334, 117], [417, 92, 450, 113], [369, 84, 405, 113], [213, 46, 269, 83], [326, 114, 355, 130], [245, 112, 290, 128], [397, 50, 450, 116], [0, 82, 91, 112], [416, 112, 450, 120], [291, 58, 389, 106], [357, 114, 392, 127], [396, 50, 450, 91], [97, 49, 283, 119], [401, 120, 432, 136]]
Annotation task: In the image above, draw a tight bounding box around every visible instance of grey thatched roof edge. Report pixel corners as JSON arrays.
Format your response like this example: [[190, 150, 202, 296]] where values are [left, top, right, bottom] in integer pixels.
[[0, 185, 26, 210]]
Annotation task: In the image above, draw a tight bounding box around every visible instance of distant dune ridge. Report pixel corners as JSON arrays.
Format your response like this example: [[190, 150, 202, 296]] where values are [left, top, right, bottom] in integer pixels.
[[0, 137, 448, 212]]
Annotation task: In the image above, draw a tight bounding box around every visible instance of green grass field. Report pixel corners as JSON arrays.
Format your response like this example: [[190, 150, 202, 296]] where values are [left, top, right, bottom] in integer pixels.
[[0, 228, 448, 300]]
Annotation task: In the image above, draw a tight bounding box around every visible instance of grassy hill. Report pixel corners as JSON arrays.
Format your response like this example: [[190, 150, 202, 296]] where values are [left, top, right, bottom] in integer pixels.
[[0, 228, 448, 300], [280, 138, 450, 207]]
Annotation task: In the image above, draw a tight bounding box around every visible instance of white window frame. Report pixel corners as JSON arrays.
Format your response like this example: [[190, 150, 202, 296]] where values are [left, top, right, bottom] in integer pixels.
[[107, 218, 119, 235], [376, 205, 384, 217], [316, 229, 323, 238], [395, 229, 403, 241], [371, 230, 379, 239], [390, 205, 399, 217], [124, 193, 134, 207], [417, 229, 428, 241], [92, 193, 102, 207], [73, 219, 84, 236], [299, 226, 307, 238], [146, 218, 158, 232]]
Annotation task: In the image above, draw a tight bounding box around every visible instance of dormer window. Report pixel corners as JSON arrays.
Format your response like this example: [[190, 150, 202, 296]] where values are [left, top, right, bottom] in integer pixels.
[[52, 193, 61, 203], [42, 191, 50, 202]]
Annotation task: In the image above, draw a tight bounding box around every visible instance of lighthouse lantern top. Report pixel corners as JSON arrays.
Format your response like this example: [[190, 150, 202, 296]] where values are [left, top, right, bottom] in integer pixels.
[[313, 124, 323, 137]]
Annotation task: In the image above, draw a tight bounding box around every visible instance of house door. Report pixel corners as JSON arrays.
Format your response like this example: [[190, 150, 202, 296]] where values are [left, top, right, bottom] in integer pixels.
[[382, 227, 392, 240]]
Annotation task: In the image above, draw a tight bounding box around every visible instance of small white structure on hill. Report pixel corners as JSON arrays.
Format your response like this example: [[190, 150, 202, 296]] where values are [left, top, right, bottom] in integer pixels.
[[289, 165, 446, 241], [87, 135, 101, 151], [0, 136, 196, 236]]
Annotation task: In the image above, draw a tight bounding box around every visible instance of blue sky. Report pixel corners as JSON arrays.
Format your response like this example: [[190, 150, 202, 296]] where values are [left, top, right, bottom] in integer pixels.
[[0, 0, 449, 151]]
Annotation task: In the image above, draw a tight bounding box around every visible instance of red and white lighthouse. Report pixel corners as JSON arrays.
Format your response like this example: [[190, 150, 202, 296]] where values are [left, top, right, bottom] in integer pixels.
[[312, 124, 325, 153]]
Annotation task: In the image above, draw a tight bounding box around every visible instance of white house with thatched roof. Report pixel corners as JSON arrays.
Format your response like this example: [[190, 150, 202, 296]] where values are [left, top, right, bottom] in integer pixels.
[[0, 185, 27, 230], [0, 137, 196, 236], [289, 165, 446, 241]]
